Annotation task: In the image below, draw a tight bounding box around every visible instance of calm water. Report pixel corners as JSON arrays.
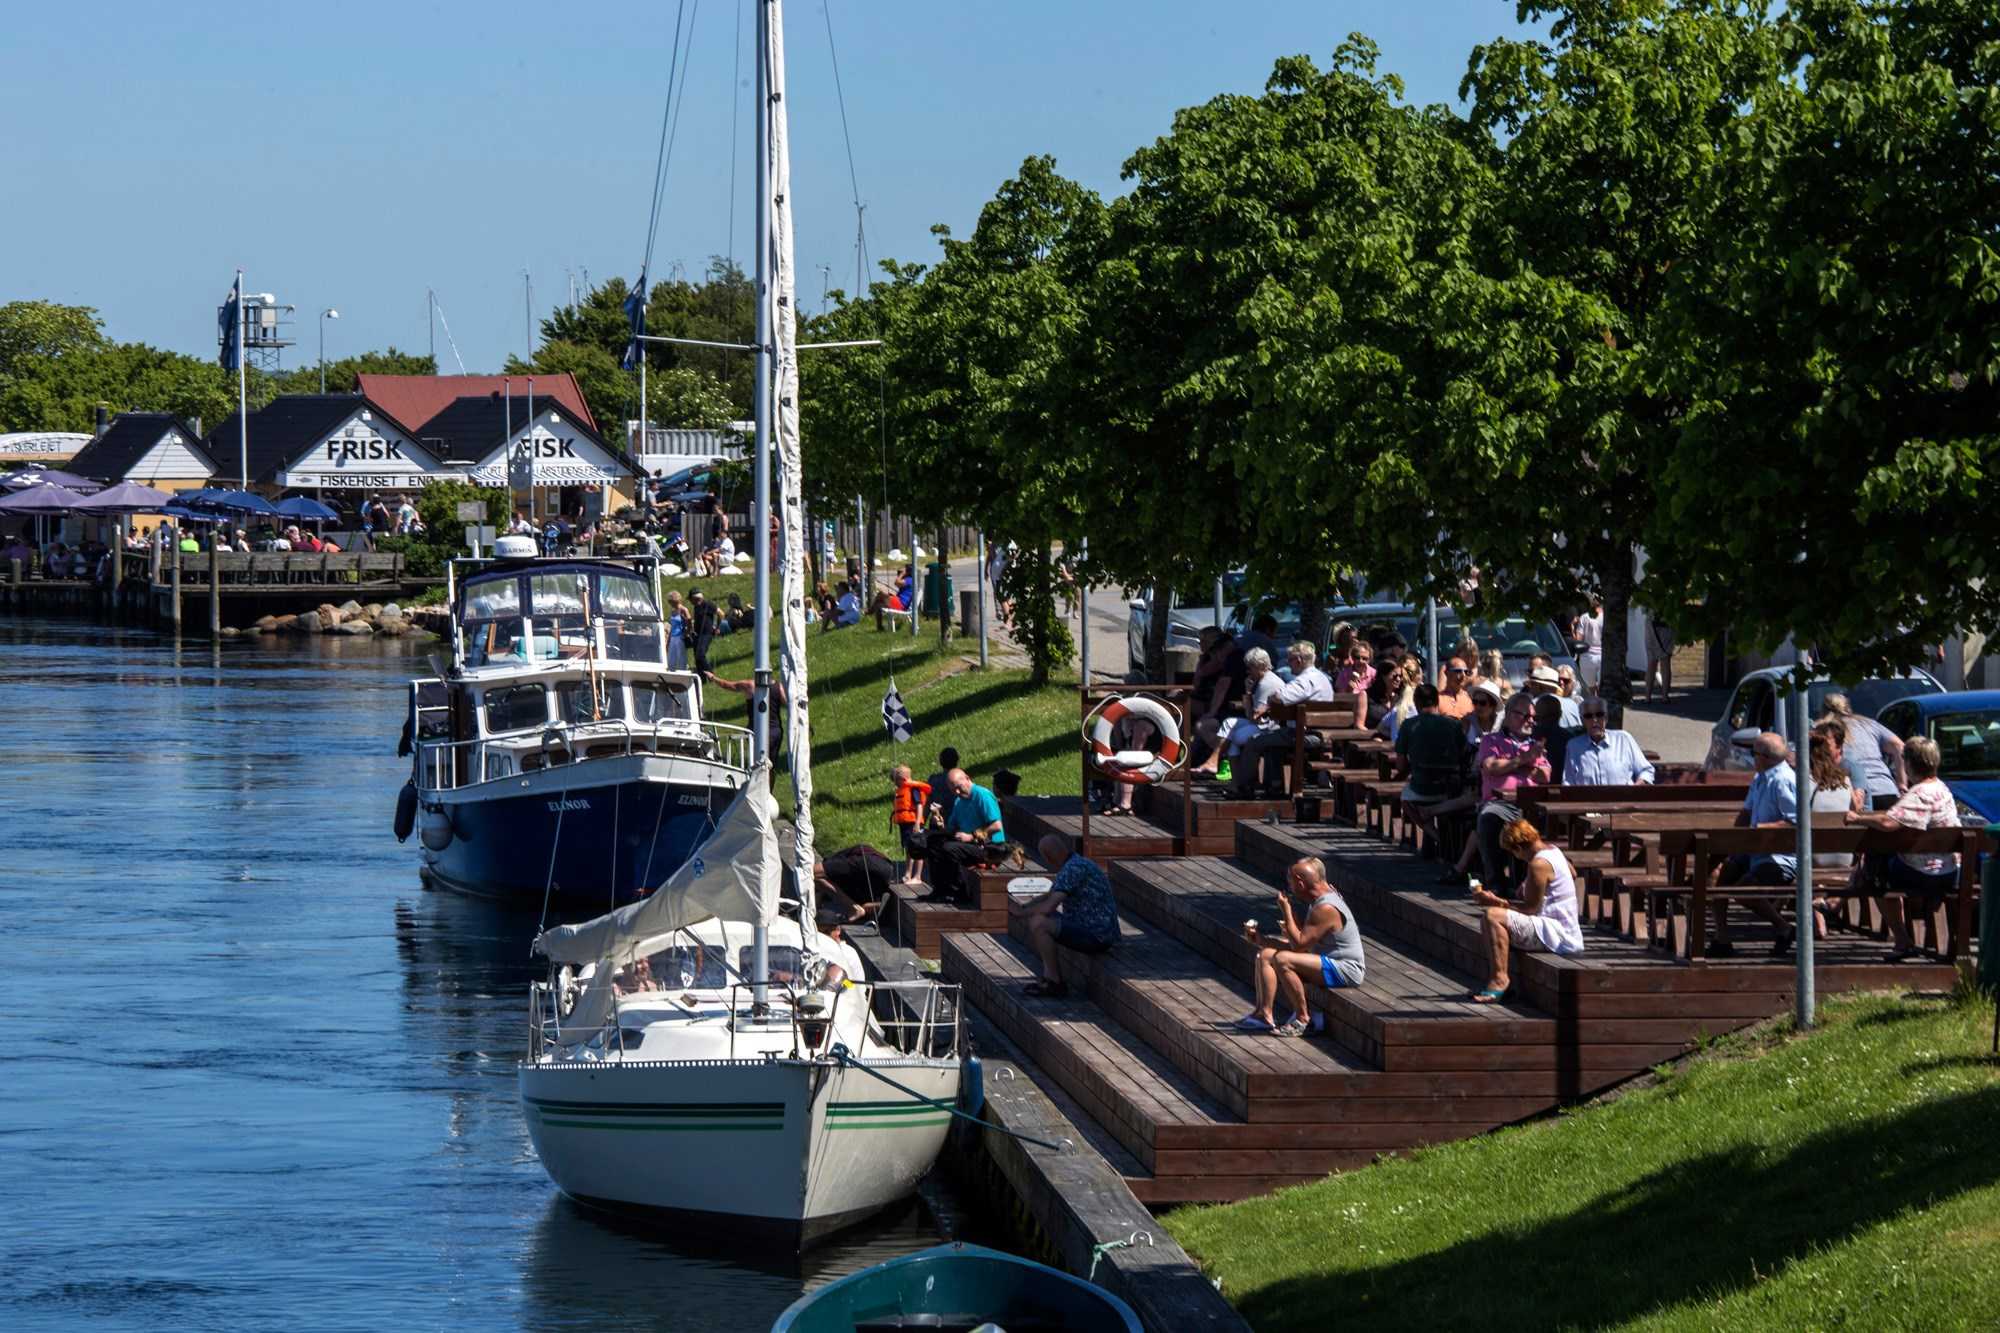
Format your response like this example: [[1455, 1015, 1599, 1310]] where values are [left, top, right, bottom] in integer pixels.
[[0, 617, 973, 1332]]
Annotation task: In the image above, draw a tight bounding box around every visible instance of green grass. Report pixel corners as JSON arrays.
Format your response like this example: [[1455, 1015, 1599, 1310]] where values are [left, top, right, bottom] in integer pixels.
[[1164, 991, 2000, 1331], [682, 573, 1081, 854]]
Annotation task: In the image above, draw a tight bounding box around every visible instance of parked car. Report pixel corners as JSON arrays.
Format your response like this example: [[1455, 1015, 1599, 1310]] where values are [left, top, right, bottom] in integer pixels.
[[1702, 668, 1944, 772], [1125, 571, 1249, 673], [1874, 689, 2000, 824]]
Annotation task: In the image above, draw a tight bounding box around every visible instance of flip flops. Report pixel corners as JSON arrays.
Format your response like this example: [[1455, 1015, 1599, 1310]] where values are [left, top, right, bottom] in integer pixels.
[[1470, 985, 1509, 1004], [1024, 979, 1070, 998], [1233, 1013, 1274, 1032]]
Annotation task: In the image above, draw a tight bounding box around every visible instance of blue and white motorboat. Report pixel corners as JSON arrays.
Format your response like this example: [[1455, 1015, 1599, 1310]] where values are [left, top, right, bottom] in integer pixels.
[[771, 1243, 1144, 1332], [397, 541, 750, 910]]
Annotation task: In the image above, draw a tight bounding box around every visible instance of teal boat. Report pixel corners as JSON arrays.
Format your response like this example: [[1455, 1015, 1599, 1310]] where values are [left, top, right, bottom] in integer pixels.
[[773, 1243, 1144, 1332]]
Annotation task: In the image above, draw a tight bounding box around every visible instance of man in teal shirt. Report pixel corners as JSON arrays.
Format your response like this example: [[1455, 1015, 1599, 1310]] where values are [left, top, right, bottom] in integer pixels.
[[928, 768, 1006, 903]]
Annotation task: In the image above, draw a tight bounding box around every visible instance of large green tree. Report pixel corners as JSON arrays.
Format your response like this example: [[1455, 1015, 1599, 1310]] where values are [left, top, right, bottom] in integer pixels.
[[1440, 0, 1780, 719], [270, 347, 435, 397], [1650, 0, 2000, 677]]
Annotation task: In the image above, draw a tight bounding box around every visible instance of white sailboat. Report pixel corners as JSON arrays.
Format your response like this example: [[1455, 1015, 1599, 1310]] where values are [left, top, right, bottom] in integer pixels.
[[517, 0, 964, 1247]]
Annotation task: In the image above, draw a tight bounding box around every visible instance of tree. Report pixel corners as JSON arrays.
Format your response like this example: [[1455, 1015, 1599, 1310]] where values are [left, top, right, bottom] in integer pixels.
[[0, 300, 106, 374], [504, 340, 733, 447], [0, 339, 238, 433], [270, 347, 435, 396], [1649, 0, 2000, 677], [1439, 0, 1781, 721]]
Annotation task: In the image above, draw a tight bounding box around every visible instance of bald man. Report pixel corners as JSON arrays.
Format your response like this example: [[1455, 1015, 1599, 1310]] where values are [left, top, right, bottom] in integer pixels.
[[923, 767, 1009, 904], [1709, 731, 1798, 957]]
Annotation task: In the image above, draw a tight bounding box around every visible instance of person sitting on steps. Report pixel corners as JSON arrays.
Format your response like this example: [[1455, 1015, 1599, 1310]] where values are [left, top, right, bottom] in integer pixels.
[[1013, 835, 1120, 998], [1470, 818, 1585, 1002], [1238, 857, 1366, 1037]]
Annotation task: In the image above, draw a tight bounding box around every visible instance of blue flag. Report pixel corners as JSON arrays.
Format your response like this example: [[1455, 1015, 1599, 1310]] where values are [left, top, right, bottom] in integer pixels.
[[620, 269, 646, 371], [218, 273, 241, 372]]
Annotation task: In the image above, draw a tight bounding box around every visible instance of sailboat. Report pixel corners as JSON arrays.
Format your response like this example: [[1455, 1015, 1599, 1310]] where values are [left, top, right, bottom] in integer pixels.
[[517, 0, 964, 1247]]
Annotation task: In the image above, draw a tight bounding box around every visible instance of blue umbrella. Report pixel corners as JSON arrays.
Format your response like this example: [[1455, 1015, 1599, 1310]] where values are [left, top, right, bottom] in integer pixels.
[[162, 502, 219, 524], [178, 487, 276, 515], [0, 484, 88, 515], [274, 495, 338, 521]]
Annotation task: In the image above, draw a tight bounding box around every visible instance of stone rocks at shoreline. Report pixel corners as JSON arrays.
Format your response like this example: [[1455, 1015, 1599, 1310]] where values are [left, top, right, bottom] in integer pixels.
[[232, 598, 439, 640], [296, 611, 323, 634]]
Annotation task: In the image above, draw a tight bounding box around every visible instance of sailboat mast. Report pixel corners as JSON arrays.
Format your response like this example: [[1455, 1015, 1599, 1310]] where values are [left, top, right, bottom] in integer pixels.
[[749, 0, 775, 1005]]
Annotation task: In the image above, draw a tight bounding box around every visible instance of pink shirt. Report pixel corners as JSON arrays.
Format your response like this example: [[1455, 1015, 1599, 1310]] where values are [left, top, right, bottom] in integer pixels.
[[1334, 663, 1375, 697], [1887, 778, 1960, 874], [1476, 730, 1551, 803]]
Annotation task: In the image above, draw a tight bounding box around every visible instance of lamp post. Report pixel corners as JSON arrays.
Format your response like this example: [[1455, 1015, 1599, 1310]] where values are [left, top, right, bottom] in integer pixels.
[[318, 308, 340, 392]]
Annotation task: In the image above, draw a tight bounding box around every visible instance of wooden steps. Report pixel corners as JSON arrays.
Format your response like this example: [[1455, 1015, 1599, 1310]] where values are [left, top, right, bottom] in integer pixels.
[[886, 861, 1049, 959], [1002, 795, 1178, 860], [1136, 786, 1290, 856]]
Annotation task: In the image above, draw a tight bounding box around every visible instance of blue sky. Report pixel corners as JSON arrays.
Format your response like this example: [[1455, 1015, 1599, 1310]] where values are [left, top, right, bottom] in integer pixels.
[[2, 1, 1534, 374]]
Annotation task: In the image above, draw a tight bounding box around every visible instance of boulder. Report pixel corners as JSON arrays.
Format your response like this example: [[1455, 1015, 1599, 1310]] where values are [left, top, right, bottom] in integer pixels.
[[376, 616, 407, 635], [363, 602, 385, 619], [380, 602, 402, 621], [219, 627, 240, 638], [296, 611, 323, 635], [337, 620, 375, 635], [255, 614, 279, 630], [316, 602, 341, 626], [272, 614, 299, 632], [338, 599, 363, 619]]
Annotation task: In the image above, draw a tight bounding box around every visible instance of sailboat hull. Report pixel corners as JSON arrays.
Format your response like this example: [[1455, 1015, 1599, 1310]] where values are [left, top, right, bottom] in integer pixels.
[[520, 1056, 960, 1248]]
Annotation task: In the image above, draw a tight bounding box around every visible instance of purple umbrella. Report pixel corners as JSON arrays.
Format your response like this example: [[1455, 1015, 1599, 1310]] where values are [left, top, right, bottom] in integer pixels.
[[1, 468, 104, 495], [0, 484, 88, 515], [75, 481, 172, 515]]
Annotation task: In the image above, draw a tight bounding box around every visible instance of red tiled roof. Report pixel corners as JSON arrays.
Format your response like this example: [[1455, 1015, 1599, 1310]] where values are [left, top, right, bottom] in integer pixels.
[[356, 373, 597, 434]]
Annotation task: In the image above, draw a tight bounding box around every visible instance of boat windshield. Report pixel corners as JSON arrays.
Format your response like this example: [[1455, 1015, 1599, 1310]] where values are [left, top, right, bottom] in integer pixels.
[[631, 681, 693, 723], [1933, 710, 2000, 780], [618, 943, 733, 993], [555, 680, 627, 725], [456, 564, 667, 667]]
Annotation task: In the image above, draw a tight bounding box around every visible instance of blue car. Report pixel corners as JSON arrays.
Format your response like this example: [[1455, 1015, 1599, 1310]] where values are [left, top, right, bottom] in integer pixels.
[[1875, 690, 2000, 825]]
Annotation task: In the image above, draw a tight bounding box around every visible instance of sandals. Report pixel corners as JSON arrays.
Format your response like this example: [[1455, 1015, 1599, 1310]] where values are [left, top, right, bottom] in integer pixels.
[[1470, 985, 1509, 1004], [1274, 1016, 1310, 1038], [1233, 1013, 1274, 1032], [1024, 979, 1069, 998]]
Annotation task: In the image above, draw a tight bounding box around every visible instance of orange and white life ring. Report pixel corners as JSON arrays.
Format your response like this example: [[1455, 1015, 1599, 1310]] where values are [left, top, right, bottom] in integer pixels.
[[1086, 695, 1184, 784]]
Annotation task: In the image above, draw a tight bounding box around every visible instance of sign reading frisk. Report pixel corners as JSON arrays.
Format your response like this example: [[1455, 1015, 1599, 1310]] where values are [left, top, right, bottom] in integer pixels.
[[471, 409, 634, 489], [276, 407, 457, 490]]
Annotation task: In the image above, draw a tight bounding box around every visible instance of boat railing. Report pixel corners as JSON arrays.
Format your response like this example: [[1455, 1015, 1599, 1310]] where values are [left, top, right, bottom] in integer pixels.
[[865, 979, 963, 1060], [415, 720, 753, 793]]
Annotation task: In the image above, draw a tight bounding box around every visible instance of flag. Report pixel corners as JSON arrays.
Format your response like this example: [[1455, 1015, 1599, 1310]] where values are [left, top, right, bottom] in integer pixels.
[[620, 268, 647, 372], [218, 273, 241, 372], [881, 685, 914, 744]]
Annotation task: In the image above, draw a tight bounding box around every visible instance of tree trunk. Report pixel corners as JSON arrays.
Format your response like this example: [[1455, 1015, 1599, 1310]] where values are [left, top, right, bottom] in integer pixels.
[[938, 525, 950, 647], [1144, 581, 1172, 681], [864, 514, 876, 597], [1299, 596, 1330, 661], [1601, 545, 1636, 729]]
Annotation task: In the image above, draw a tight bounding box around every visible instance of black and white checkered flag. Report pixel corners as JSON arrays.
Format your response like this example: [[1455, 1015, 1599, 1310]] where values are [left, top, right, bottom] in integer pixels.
[[882, 684, 914, 743]]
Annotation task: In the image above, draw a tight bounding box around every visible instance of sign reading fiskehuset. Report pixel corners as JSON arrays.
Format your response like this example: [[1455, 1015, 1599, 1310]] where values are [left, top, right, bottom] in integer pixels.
[[278, 409, 456, 490], [472, 424, 628, 487]]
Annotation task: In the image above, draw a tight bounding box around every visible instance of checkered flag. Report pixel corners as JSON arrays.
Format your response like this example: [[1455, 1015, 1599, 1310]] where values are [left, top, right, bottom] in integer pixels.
[[882, 684, 914, 743]]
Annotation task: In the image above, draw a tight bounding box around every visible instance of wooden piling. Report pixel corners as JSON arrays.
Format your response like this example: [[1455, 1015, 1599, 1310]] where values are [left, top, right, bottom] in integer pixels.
[[207, 540, 221, 636], [170, 538, 182, 631]]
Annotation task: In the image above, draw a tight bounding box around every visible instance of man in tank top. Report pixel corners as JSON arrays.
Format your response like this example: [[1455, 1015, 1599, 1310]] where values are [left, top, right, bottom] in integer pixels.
[[1238, 857, 1366, 1037]]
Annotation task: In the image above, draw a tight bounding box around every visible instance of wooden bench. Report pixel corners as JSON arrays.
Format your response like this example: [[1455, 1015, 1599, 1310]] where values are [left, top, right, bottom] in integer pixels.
[[1669, 826, 1988, 963]]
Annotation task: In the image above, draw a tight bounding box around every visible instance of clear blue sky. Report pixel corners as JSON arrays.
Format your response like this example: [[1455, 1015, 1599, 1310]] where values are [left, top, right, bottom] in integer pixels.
[[2, 1, 1534, 375]]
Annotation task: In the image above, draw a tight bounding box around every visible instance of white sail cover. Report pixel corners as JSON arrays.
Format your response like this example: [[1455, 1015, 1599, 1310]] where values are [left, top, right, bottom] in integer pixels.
[[533, 764, 781, 967]]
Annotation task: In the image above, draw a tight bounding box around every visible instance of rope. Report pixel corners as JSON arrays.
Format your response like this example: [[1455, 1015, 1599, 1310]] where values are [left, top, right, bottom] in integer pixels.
[[640, 1, 698, 276], [727, 0, 742, 264], [825, 1044, 1064, 1151], [535, 770, 573, 940], [1088, 1231, 1154, 1282]]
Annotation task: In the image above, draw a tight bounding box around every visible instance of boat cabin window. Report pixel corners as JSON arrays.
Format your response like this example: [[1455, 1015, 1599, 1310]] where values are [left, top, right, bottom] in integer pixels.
[[741, 946, 805, 985], [529, 572, 590, 618], [623, 943, 732, 992], [631, 682, 692, 724], [595, 571, 657, 618], [556, 680, 627, 726], [460, 575, 526, 668], [483, 683, 549, 735]]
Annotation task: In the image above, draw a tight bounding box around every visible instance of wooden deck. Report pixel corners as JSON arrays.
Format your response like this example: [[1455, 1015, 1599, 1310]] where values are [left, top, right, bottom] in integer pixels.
[[943, 811, 1963, 1205], [1003, 794, 1180, 860]]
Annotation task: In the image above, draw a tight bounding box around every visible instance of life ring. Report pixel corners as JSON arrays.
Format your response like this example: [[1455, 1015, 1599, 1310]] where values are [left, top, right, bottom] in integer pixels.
[[1085, 695, 1184, 784]]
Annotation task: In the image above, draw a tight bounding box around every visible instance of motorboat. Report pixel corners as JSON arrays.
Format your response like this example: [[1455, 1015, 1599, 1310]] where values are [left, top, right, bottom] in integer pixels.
[[518, 0, 962, 1247], [398, 542, 750, 909]]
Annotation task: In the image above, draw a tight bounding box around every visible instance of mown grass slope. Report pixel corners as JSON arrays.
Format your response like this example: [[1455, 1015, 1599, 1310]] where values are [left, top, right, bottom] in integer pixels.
[[689, 573, 1080, 853], [1165, 990, 2000, 1331]]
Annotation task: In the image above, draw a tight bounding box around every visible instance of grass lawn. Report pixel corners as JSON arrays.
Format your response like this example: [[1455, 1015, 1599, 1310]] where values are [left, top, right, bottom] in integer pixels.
[[684, 573, 1081, 855], [1166, 990, 2000, 1331]]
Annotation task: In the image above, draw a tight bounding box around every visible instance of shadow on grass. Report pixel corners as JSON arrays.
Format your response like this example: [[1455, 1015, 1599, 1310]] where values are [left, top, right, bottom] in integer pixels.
[[1901, 1053, 2000, 1076], [812, 677, 1058, 758], [1231, 1086, 2000, 1332]]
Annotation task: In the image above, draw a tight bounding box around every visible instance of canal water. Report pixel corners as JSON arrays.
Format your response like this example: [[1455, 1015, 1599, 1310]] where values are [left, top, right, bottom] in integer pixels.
[[0, 618, 979, 1332]]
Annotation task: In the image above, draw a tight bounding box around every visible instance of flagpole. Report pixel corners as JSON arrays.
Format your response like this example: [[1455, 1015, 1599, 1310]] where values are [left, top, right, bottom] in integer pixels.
[[236, 268, 249, 488]]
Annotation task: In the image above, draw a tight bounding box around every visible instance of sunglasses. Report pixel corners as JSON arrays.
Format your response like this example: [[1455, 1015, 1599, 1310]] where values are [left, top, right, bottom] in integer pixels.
[[1447, 667, 1467, 675], [1583, 711, 1608, 719]]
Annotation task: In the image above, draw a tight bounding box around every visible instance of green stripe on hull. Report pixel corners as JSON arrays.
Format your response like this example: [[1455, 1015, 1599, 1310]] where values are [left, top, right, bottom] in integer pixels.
[[826, 1117, 952, 1130], [538, 1119, 787, 1132]]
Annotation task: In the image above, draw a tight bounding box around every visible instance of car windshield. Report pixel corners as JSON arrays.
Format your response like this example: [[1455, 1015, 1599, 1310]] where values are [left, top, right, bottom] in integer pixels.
[[1807, 676, 1940, 718], [1172, 572, 1250, 610], [1931, 710, 2000, 779], [1389, 614, 1567, 661]]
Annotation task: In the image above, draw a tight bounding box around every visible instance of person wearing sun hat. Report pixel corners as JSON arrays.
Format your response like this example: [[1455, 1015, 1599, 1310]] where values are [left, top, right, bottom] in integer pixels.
[[1525, 662, 1582, 727]]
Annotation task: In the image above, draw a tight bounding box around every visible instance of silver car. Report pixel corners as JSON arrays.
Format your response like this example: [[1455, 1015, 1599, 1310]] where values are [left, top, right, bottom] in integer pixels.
[[1125, 572, 1249, 673], [1221, 600, 1575, 688], [1703, 667, 1943, 771]]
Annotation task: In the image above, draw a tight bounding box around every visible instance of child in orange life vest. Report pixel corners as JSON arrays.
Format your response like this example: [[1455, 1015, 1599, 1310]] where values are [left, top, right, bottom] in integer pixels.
[[891, 765, 933, 886]]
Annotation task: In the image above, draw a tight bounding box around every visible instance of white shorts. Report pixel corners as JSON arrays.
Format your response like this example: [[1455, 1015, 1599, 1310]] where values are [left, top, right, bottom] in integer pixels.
[[1503, 909, 1582, 956], [1578, 652, 1603, 691]]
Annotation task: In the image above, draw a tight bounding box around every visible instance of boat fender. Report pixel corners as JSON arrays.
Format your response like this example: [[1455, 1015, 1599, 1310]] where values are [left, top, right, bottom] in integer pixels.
[[958, 1054, 986, 1120], [393, 781, 418, 843], [419, 805, 454, 852]]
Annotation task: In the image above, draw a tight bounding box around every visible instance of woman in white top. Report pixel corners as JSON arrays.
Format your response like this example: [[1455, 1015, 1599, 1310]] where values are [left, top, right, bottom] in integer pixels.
[[1806, 729, 1865, 939], [1574, 602, 1605, 695], [1469, 818, 1585, 1001]]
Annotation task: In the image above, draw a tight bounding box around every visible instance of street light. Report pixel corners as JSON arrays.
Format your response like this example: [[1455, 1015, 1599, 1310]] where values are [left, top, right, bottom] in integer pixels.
[[318, 308, 340, 392]]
